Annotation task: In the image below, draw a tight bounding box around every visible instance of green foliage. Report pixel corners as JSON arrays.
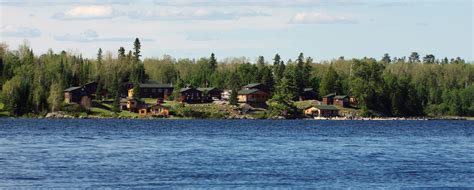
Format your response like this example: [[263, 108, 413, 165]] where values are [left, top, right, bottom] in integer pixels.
[[266, 94, 297, 119], [319, 66, 341, 96], [0, 40, 472, 118]]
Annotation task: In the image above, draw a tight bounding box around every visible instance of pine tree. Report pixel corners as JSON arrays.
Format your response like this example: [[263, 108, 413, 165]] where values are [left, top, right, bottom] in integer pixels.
[[209, 53, 217, 73], [320, 66, 340, 96], [229, 87, 238, 106]]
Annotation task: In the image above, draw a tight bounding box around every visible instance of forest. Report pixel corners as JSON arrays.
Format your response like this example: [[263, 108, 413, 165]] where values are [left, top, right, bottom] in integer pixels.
[[0, 38, 473, 117]]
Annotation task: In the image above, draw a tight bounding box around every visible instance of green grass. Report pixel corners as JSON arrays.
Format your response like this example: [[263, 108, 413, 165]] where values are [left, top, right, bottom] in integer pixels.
[[0, 102, 9, 117], [90, 102, 139, 118]]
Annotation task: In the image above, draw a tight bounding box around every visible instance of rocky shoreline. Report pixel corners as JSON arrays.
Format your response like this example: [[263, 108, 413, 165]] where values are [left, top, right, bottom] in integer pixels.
[[34, 112, 468, 120]]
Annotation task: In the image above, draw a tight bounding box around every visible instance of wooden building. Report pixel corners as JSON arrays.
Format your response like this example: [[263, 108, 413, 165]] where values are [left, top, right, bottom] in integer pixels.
[[64, 86, 84, 104], [242, 83, 269, 93], [150, 104, 170, 117], [323, 93, 350, 108], [304, 105, 339, 117], [128, 82, 173, 99], [64, 81, 97, 106], [198, 87, 223, 101], [237, 89, 270, 103], [322, 93, 336, 105], [301, 88, 318, 100], [334, 95, 349, 107], [179, 87, 203, 103]]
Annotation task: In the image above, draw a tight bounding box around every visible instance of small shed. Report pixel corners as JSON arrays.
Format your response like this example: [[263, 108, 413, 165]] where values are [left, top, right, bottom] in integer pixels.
[[334, 95, 349, 107], [150, 104, 170, 117], [304, 105, 339, 118]]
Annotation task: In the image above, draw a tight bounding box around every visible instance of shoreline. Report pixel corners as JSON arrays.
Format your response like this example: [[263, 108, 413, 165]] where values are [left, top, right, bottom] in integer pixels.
[[0, 114, 469, 121]]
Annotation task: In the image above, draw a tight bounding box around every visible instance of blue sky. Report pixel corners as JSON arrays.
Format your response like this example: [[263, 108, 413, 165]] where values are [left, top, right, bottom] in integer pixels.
[[0, 0, 472, 62]]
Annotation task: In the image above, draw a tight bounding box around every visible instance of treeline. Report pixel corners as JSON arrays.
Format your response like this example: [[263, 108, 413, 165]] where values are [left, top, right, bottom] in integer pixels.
[[0, 39, 473, 117]]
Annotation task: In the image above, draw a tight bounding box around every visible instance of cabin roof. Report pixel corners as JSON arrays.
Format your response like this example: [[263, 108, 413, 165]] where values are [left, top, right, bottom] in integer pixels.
[[140, 83, 173, 88], [323, 93, 336, 98], [64, 86, 81, 92], [197, 87, 222, 92], [238, 89, 262, 95], [334, 95, 349, 99], [243, 83, 263, 88], [180, 88, 200, 93]]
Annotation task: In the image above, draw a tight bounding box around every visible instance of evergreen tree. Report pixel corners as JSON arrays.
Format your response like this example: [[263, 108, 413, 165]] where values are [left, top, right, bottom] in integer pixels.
[[319, 66, 340, 96], [229, 87, 238, 106], [382, 53, 391, 64], [209, 53, 217, 73]]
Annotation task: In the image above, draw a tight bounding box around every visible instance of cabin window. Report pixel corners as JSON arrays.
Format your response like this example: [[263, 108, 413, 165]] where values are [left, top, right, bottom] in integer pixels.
[[152, 89, 156, 93], [158, 89, 163, 93]]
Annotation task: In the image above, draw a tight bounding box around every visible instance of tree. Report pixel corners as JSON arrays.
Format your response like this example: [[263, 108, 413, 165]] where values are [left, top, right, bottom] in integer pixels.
[[47, 82, 63, 112], [409, 52, 420, 63], [209, 53, 217, 73], [423, 54, 435, 64], [229, 88, 238, 106], [382, 53, 391, 64], [273, 54, 284, 83], [319, 66, 341, 96]]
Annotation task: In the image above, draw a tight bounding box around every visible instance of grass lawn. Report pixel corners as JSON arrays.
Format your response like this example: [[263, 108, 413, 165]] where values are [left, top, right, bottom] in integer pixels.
[[90, 102, 139, 118], [0, 102, 9, 117]]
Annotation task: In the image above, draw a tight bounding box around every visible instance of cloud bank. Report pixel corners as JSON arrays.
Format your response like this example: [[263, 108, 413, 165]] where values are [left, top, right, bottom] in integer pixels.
[[0, 25, 41, 37], [54, 29, 154, 42], [289, 12, 356, 24], [52, 5, 125, 20]]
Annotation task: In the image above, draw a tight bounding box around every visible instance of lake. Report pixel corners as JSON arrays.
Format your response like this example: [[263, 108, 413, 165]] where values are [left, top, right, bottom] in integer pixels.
[[0, 119, 473, 188]]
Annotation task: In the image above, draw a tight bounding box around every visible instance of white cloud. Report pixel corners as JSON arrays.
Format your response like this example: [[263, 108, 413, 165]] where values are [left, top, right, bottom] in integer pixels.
[[129, 9, 268, 21], [154, 0, 363, 7], [54, 29, 154, 42], [0, 25, 41, 37], [289, 12, 356, 24], [52, 5, 124, 20], [1, 0, 131, 6]]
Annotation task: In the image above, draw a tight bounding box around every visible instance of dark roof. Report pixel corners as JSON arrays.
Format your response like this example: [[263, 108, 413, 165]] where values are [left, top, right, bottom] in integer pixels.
[[243, 83, 263, 88], [150, 104, 169, 109], [140, 83, 173, 88], [334, 95, 348, 99], [64, 86, 81, 92], [323, 93, 336, 98], [238, 89, 261, 95], [180, 88, 201, 93], [197, 87, 222, 92]]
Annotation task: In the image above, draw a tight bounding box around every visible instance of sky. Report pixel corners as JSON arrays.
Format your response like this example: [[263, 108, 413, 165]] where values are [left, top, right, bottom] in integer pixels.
[[0, 0, 473, 62]]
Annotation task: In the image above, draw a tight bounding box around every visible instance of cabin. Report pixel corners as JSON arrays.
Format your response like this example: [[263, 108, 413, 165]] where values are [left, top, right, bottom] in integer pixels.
[[237, 89, 270, 103], [323, 93, 350, 107], [198, 87, 223, 101], [334, 95, 349, 107], [242, 83, 269, 93], [150, 104, 170, 117], [301, 88, 318, 100], [64, 81, 97, 107], [127, 82, 173, 99], [322, 93, 336, 105], [82, 81, 98, 96], [304, 105, 339, 118], [179, 87, 203, 103], [64, 86, 84, 104], [120, 97, 145, 112]]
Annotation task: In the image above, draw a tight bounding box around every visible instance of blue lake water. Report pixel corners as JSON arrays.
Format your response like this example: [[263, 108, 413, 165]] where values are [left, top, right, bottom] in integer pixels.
[[0, 119, 473, 188]]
